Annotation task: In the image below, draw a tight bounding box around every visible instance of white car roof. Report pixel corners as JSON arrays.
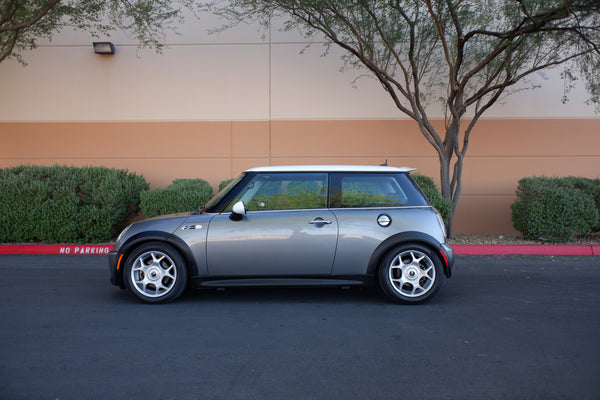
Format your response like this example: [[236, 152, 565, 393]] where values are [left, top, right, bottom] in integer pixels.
[[246, 165, 415, 173]]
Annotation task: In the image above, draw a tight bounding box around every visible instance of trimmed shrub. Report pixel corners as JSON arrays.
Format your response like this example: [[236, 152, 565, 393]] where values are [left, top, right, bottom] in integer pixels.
[[511, 177, 599, 243], [0, 165, 148, 243], [412, 174, 452, 223], [219, 179, 233, 191], [559, 177, 600, 231], [141, 178, 213, 218]]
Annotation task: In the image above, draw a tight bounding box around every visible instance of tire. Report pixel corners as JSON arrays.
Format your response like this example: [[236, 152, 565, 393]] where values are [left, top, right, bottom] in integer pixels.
[[378, 243, 444, 304], [123, 242, 188, 304]]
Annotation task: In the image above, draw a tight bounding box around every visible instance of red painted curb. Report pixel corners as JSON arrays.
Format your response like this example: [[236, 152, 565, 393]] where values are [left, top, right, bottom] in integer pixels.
[[0, 244, 597, 256], [453, 244, 595, 256], [0, 244, 114, 255]]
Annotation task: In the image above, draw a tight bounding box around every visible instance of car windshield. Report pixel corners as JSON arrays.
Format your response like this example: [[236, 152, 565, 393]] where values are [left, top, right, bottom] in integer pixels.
[[203, 173, 246, 211]]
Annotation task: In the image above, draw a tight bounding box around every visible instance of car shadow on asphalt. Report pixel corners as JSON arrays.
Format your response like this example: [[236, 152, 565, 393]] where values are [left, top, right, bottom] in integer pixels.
[[179, 285, 389, 305]]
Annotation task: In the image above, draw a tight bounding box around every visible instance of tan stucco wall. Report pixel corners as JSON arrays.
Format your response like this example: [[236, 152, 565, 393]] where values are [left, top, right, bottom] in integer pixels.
[[2, 118, 599, 233]]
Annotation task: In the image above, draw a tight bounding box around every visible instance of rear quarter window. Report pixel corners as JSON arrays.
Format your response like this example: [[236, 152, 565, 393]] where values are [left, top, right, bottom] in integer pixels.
[[330, 173, 427, 208]]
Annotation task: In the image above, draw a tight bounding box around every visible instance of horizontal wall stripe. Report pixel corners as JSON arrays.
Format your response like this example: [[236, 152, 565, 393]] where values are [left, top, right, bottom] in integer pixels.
[[2, 118, 599, 233]]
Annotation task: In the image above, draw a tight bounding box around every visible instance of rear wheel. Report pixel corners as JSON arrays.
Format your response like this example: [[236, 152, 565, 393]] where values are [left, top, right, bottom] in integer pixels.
[[123, 243, 188, 304], [378, 244, 443, 304]]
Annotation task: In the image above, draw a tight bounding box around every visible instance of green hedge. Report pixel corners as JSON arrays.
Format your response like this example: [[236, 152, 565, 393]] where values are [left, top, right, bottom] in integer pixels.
[[559, 177, 600, 231], [219, 179, 233, 191], [0, 165, 148, 243], [511, 176, 599, 242], [0, 168, 453, 242], [141, 179, 213, 218], [412, 174, 452, 223]]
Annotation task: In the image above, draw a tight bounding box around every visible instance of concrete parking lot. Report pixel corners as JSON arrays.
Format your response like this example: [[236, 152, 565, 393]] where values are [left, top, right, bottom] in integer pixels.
[[0, 255, 599, 400]]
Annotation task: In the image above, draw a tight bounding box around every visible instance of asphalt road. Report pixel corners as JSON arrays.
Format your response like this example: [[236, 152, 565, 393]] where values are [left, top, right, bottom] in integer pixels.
[[0, 255, 599, 400]]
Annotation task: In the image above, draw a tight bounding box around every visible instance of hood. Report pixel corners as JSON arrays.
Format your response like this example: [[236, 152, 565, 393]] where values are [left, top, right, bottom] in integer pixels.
[[146, 211, 194, 221]]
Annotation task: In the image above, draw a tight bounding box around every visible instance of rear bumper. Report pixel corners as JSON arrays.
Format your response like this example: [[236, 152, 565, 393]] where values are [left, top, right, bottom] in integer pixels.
[[440, 243, 454, 278]]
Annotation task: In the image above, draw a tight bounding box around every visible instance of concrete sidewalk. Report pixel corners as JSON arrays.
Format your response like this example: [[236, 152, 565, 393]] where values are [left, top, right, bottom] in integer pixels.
[[1, 243, 598, 256]]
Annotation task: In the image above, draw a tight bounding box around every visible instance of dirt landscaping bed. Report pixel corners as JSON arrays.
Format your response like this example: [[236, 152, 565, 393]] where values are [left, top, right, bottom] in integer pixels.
[[448, 232, 600, 246]]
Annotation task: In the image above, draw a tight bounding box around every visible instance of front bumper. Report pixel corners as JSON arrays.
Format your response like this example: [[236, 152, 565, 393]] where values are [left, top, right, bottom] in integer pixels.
[[108, 250, 122, 287]]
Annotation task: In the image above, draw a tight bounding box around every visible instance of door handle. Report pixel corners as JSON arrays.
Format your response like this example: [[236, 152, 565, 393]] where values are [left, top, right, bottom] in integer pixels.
[[309, 218, 333, 225]]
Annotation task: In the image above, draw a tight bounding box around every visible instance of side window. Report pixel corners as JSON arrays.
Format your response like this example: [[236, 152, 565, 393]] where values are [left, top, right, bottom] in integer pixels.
[[227, 173, 328, 211], [331, 174, 411, 208]]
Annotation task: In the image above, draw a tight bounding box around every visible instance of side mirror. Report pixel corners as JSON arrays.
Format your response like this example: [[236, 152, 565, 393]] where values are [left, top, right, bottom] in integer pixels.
[[230, 201, 246, 221]]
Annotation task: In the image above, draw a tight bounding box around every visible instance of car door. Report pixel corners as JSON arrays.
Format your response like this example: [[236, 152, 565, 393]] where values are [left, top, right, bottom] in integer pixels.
[[205, 172, 338, 276]]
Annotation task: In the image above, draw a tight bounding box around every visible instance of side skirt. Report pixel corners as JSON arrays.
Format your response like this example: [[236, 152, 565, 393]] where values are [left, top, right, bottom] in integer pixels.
[[191, 275, 375, 289]]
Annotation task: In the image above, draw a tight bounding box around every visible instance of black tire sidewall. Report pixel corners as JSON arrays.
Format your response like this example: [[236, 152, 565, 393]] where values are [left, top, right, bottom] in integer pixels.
[[378, 243, 444, 304], [123, 242, 188, 304]]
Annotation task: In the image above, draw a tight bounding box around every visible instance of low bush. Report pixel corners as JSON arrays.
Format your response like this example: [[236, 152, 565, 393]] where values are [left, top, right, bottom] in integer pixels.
[[559, 176, 600, 231], [219, 179, 233, 191], [141, 178, 213, 218], [511, 176, 599, 243], [0, 165, 148, 243], [412, 174, 452, 223]]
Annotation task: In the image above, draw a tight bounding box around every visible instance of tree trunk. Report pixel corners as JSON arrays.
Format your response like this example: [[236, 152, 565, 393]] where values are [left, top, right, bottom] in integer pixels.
[[438, 152, 454, 237], [438, 122, 461, 238]]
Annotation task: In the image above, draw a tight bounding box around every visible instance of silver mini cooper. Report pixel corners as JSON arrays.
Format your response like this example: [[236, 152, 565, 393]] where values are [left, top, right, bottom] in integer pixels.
[[109, 165, 453, 304]]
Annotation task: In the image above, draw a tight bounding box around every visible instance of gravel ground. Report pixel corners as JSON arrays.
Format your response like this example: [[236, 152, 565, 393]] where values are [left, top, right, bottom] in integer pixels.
[[448, 232, 600, 245]]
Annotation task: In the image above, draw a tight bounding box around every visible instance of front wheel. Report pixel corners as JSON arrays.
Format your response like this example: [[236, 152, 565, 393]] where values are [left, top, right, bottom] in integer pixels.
[[378, 244, 444, 304], [123, 243, 188, 304]]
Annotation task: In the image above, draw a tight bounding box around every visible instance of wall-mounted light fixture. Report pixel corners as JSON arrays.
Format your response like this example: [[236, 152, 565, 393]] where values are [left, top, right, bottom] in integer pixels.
[[93, 42, 115, 55]]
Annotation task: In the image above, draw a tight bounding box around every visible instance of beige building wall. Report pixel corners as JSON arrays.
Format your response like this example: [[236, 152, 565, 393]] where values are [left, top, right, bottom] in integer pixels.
[[1, 11, 599, 233]]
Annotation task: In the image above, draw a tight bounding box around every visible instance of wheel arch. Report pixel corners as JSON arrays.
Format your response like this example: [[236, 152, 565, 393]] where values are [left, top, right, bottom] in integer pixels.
[[114, 231, 198, 287], [367, 232, 452, 278]]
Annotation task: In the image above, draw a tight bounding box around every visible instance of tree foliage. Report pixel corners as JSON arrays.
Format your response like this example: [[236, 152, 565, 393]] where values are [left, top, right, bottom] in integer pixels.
[[210, 0, 600, 233], [0, 0, 195, 64]]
